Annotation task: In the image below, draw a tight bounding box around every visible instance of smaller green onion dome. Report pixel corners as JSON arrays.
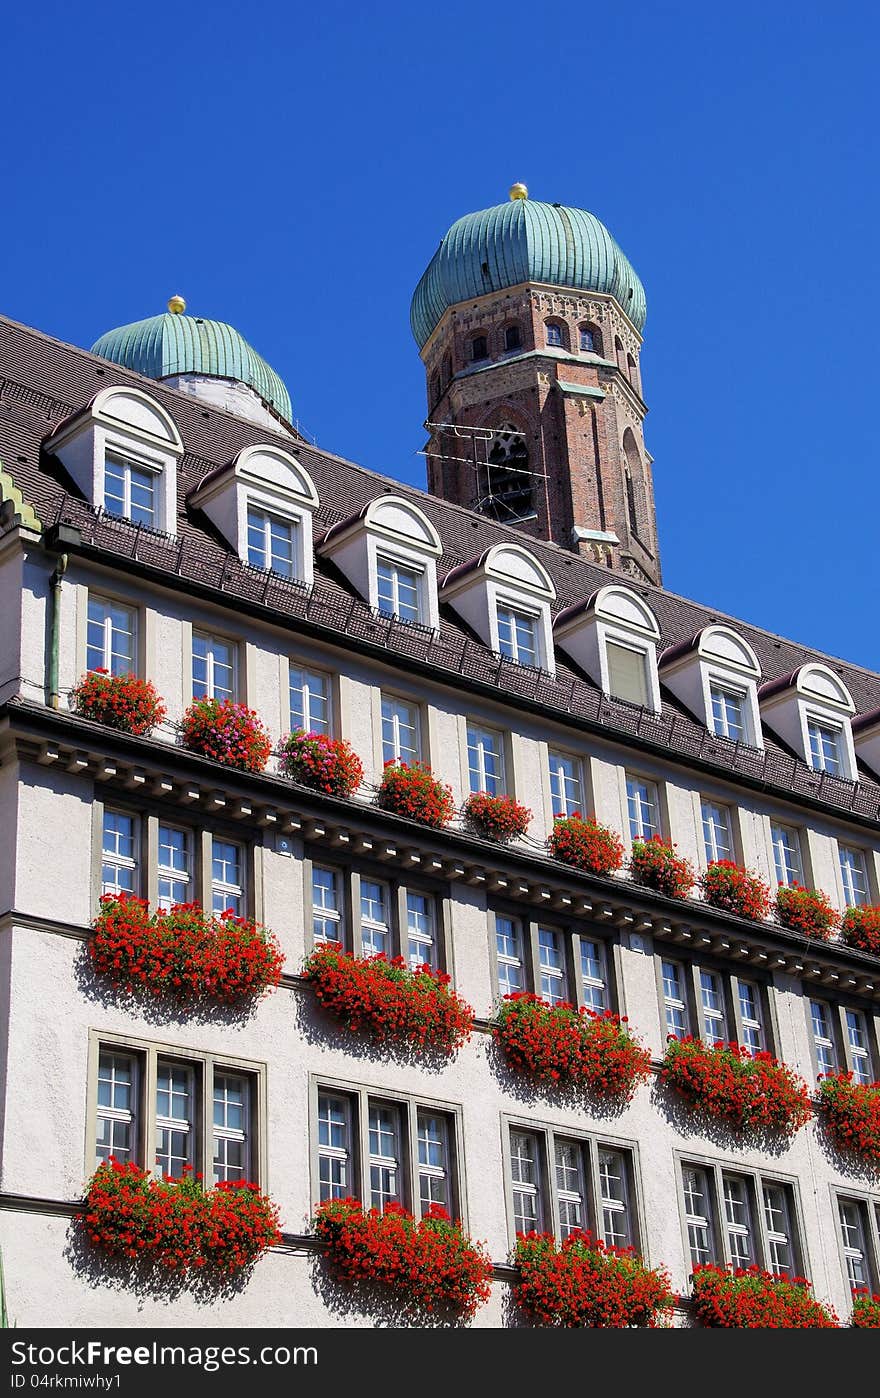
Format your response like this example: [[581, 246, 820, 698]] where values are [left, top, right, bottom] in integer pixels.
[[91, 310, 292, 423], [411, 196, 646, 348]]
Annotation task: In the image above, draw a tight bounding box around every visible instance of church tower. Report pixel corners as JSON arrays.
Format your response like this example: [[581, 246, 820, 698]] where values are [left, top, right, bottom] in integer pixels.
[[410, 185, 660, 584]]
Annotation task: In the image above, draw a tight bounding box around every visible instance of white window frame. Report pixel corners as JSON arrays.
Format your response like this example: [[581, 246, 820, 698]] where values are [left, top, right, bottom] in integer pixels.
[[466, 722, 506, 795], [494, 914, 526, 996], [312, 866, 343, 946], [406, 890, 437, 969], [360, 878, 391, 957], [807, 716, 847, 777], [101, 808, 140, 897], [247, 504, 300, 579], [547, 748, 585, 819], [154, 1059, 196, 1180], [834, 1192, 880, 1296], [701, 798, 735, 866], [605, 635, 653, 708], [769, 821, 805, 887], [212, 1071, 251, 1183], [381, 693, 422, 766], [537, 926, 567, 1006], [96, 1050, 139, 1167], [709, 680, 750, 743], [699, 968, 729, 1045], [211, 837, 244, 916], [317, 1091, 352, 1203], [103, 452, 159, 528], [662, 958, 690, 1039], [838, 843, 871, 909], [192, 630, 238, 703], [579, 937, 608, 1013], [626, 773, 661, 842], [677, 1156, 803, 1278], [495, 599, 543, 669], [157, 824, 192, 911], [86, 595, 138, 677], [505, 1118, 641, 1250], [288, 663, 333, 737]]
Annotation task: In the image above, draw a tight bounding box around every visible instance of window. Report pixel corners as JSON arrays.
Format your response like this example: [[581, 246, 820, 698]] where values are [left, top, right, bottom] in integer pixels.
[[314, 1083, 459, 1219], [289, 665, 332, 737], [93, 1038, 260, 1186], [607, 640, 650, 707], [660, 959, 772, 1054], [467, 723, 505, 795], [699, 969, 728, 1045], [496, 605, 540, 667], [157, 825, 192, 910], [580, 939, 608, 1012], [701, 800, 734, 865], [770, 822, 804, 887], [504, 325, 521, 352], [406, 891, 437, 969], [845, 1008, 873, 1085], [678, 1160, 801, 1276], [495, 915, 525, 995], [836, 1196, 880, 1293], [360, 879, 390, 957], [103, 454, 157, 527], [247, 506, 297, 578], [101, 809, 138, 895], [192, 631, 236, 703], [471, 335, 488, 361], [507, 1122, 640, 1247], [545, 323, 563, 348], [579, 327, 595, 352], [312, 866, 343, 946], [626, 774, 660, 841], [381, 694, 421, 765], [548, 750, 584, 818], [809, 999, 838, 1077], [492, 912, 614, 1011], [662, 959, 690, 1039], [710, 684, 747, 742], [376, 556, 423, 624], [538, 926, 567, 1006], [86, 596, 136, 676], [839, 845, 870, 908], [212, 838, 243, 916], [807, 719, 845, 776]]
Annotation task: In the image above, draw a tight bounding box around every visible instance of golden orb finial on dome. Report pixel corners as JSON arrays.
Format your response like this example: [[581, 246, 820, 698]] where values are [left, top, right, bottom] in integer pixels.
[[509, 182, 528, 201], [167, 294, 186, 315]]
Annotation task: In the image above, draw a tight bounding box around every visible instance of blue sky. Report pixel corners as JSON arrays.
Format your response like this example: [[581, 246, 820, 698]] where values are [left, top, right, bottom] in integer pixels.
[[3, 1, 877, 670]]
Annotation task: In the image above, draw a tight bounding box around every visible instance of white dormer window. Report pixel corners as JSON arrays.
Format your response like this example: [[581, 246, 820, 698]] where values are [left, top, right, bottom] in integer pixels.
[[319, 496, 442, 631], [759, 663, 857, 781], [441, 543, 557, 674], [497, 605, 540, 667], [554, 585, 661, 712], [44, 386, 183, 535], [659, 625, 763, 748], [104, 454, 157, 526], [247, 505, 298, 577], [188, 443, 319, 588], [376, 556, 424, 623]]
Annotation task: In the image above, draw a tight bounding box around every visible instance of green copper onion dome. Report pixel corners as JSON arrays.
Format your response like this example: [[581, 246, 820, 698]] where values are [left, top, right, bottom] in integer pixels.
[[410, 191, 646, 348], [91, 302, 292, 422]]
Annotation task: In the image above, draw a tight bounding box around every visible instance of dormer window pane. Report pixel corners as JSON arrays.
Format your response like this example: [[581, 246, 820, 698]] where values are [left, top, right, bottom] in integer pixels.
[[839, 845, 869, 907], [710, 684, 746, 741], [104, 455, 156, 527], [606, 640, 649, 706], [377, 557, 422, 624], [497, 606, 539, 667], [807, 720, 844, 776], [770, 823, 803, 887], [247, 507, 296, 578]]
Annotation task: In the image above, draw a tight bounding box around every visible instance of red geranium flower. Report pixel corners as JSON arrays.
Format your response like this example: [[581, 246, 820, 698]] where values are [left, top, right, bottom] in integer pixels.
[[377, 761, 455, 828], [629, 836, 694, 899], [514, 1229, 675, 1328], [774, 883, 839, 940], [277, 730, 363, 797], [70, 669, 166, 736], [547, 814, 625, 876], [491, 993, 650, 1101], [818, 1072, 880, 1167], [463, 791, 531, 842], [661, 1037, 811, 1138], [691, 1264, 838, 1328], [180, 698, 272, 773], [699, 861, 771, 921]]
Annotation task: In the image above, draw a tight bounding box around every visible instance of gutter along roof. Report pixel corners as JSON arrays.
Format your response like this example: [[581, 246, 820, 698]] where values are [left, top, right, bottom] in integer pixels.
[[1, 313, 880, 830]]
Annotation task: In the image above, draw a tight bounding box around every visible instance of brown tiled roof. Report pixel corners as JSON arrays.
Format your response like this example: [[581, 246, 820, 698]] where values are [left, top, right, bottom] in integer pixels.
[[2, 312, 880, 824]]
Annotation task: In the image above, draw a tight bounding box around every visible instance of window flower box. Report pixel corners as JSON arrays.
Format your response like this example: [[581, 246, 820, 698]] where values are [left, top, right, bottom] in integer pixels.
[[491, 993, 651, 1101], [628, 836, 694, 899], [513, 1230, 675, 1328], [660, 1037, 811, 1138], [377, 760, 455, 829], [699, 861, 771, 921], [774, 883, 839, 940], [70, 669, 166, 736], [82, 1159, 281, 1276], [841, 905, 880, 956], [463, 791, 531, 842], [180, 698, 272, 773], [312, 1198, 492, 1321], [90, 894, 283, 1005], [817, 1073, 880, 1168], [302, 943, 473, 1056], [852, 1291, 880, 1328], [547, 814, 625, 876], [691, 1264, 838, 1328], [277, 730, 363, 797]]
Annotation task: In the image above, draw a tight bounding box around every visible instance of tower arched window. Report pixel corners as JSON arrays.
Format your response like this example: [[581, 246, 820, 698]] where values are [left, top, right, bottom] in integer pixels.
[[622, 429, 644, 542], [441, 354, 452, 390], [430, 373, 441, 407], [625, 466, 638, 537], [614, 336, 625, 372], [579, 326, 595, 353], [545, 322, 564, 348], [627, 352, 640, 392], [505, 324, 522, 352], [477, 421, 534, 524], [471, 335, 488, 362]]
